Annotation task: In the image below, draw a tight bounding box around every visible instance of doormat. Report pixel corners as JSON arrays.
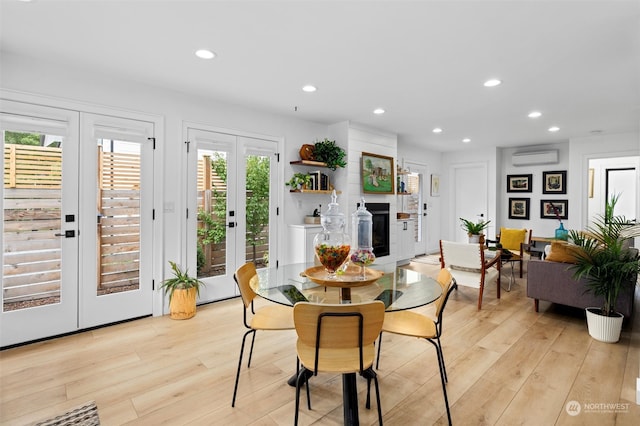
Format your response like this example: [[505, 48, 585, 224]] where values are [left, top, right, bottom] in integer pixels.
[[34, 401, 100, 426], [411, 255, 440, 265]]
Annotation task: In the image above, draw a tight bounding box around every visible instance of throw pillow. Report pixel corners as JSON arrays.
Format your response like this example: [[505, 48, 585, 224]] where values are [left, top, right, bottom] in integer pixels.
[[500, 228, 527, 251], [545, 241, 580, 263]]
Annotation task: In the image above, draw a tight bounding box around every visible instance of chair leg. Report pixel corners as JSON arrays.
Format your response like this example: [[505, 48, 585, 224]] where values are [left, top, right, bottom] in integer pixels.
[[519, 258, 523, 278], [435, 336, 448, 383], [374, 374, 383, 425], [375, 333, 383, 369], [428, 339, 452, 425], [247, 330, 257, 368], [295, 367, 312, 426], [362, 367, 384, 425], [232, 329, 255, 407]]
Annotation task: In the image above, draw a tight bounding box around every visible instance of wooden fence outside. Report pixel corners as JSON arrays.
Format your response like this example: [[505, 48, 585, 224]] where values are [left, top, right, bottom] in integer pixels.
[[3, 146, 269, 306]]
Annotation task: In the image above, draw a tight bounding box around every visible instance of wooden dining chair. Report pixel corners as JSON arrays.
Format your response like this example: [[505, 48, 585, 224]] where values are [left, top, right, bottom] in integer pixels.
[[375, 268, 456, 425], [439, 240, 501, 310], [488, 228, 532, 290], [293, 301, 385, 425], [231, 262, 295, 407]]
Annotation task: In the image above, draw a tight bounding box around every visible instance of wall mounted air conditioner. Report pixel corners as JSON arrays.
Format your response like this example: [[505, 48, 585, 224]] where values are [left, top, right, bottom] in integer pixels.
[[511, 150, 558, 166]]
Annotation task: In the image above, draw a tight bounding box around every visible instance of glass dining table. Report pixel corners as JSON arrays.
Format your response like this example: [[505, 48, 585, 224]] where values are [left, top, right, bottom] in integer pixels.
[[253, 261, 442, 426], [253, 261, 442, 311]]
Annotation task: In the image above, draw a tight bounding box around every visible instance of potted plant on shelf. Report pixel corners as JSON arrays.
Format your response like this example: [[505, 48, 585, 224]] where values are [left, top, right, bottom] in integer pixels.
[[286, 172, 312, 190], [459, 218, 491, 244], [161, 261, 205, 320], [313, 138, 346, 171], [569, 195, 640, 343]]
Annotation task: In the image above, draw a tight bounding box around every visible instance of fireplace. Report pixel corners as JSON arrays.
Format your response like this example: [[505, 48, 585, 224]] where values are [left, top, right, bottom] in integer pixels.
[[359, 202, 390, 257]]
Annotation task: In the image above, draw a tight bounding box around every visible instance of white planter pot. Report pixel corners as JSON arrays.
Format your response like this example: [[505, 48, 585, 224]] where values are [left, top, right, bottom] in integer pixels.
[[468, 234, 480, 243], [585, 307, 624, 343]]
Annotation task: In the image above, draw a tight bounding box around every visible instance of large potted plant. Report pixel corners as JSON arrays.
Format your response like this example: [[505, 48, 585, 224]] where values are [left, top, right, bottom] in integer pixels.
[[459, 218, 491, 244], [569, 196, 640, 343], [160, 261, 205, 320]]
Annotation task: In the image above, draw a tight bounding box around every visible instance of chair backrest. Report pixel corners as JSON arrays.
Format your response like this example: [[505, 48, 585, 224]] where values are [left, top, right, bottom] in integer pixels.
[[234, 262, 258, 308], [434, 268, 454, 317], [293, 301, 385, 351], [499, 228, 531, 251], [439, 240, 483, 271]]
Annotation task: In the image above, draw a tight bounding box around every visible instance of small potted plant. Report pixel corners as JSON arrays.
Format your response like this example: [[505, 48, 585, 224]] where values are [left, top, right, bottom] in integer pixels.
[[160, 261, 205, 320], [286, 172, 312, 190], [459, 218, 491, 243], [569, 195, 640, 343]]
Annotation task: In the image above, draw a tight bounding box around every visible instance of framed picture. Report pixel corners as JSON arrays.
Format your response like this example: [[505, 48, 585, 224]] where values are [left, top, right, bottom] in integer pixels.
[[508, 198, 530, 220], [361, 152, 395, 194], [430, 174, 440, 197], [542, 170, 567, 194], [506, 174, 532, 192], [540, 199, 568, 220]]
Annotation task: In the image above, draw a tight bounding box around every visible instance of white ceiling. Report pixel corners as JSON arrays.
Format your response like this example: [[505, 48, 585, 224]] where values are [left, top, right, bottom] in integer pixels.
[[1, 0, 639, 152]]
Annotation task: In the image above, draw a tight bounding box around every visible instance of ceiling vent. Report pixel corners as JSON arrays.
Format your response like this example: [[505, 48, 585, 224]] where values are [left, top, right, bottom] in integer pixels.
[[511, 150, 558, 166]]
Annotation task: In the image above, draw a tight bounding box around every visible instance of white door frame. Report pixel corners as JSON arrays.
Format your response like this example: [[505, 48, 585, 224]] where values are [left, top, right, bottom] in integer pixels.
[[183, 122, 284, 308]]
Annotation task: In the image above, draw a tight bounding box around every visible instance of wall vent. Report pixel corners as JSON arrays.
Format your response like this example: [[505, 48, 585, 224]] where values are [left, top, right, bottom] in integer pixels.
[[511, 150, 558, 166]]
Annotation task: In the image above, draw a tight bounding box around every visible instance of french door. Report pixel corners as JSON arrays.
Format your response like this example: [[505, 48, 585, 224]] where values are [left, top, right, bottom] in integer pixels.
[[186, 126, 278, 302], [1, 101, 155, 346], [78, 113, 155, 328]]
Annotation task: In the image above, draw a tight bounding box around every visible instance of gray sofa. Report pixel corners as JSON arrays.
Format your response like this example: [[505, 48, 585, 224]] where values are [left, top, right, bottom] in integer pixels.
[[527, 259, 636, 318]]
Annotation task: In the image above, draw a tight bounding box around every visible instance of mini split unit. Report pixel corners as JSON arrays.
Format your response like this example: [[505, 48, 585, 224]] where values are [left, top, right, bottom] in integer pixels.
[[511, 150, 559, 166]]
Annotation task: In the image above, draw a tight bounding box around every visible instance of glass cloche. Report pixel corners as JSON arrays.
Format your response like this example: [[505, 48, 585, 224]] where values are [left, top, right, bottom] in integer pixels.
[[313, 190, 351, 278]]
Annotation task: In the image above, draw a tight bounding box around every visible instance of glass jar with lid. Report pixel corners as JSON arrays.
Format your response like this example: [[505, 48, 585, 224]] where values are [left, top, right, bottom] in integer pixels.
[[313, 190, 351, 278], [350, 198, 376, 279]]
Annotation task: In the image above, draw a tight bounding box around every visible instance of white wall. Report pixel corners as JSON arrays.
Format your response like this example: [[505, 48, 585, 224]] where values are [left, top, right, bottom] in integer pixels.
[[569, 132, 640, 230], [441, 147, 498, 241], [498, 142, 571, 237], [1, 51, 329, 270]]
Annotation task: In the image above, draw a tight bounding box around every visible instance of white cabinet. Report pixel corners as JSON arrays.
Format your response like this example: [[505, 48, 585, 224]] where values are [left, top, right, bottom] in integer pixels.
[[396, 220, 415, 264], [288, 224, 322, 264]]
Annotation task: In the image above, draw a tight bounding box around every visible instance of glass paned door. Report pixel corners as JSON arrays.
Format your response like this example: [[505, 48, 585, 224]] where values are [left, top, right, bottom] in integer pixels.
[[79, 114, 154, 328], [187, 128, 279, 303], [1, 102, 79, 347], [187, 128, 237, 301], [243, 138, 278, 269]]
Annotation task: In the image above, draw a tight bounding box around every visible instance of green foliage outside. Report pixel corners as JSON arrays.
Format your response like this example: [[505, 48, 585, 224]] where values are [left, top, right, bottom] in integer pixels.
[[245, 155, 270, 264], [5, 131, 45, 146], [196, 152, 270, 273]]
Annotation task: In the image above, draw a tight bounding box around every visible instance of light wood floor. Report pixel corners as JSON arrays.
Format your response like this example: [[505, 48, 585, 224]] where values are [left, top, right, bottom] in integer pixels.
[[1, 261, 639, 425]]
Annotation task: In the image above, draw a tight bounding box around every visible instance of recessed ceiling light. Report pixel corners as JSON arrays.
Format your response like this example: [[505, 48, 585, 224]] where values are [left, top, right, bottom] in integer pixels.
[[195, 49, 216, 59], [483, 79, 502, 87], [528, 111, 542, 118], [373, 108, 385, 115], [462, 138, 471, 143], [302, 85, 317, 92], [432, 128, 443, 134], [548, 126, 560, 132]]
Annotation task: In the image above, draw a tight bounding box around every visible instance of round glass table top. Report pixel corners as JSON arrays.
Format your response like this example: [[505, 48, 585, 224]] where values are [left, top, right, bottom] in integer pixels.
[[253, 262, 442, 311]]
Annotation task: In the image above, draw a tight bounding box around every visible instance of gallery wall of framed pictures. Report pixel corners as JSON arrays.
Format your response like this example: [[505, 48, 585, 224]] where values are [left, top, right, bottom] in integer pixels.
[[505, 170, 568, 222]]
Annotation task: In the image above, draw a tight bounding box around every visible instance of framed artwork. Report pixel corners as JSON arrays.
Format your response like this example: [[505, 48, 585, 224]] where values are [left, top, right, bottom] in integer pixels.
[[506, 174, 532, 192], [540, 199, 568, 220], [430, 174, 440, 197], [542, 170, 567, 194], [508, 198, 530, 220], [361, 152, 395, 194]]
